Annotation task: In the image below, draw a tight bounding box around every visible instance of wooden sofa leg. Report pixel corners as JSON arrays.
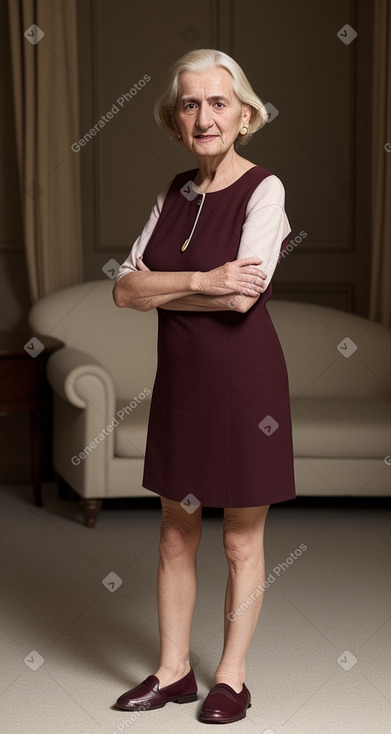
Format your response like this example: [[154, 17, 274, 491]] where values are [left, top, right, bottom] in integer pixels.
[[81, 498, 103, 528]]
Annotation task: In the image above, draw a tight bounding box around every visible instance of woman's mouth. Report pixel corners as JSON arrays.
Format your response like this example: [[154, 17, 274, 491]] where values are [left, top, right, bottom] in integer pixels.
[[194, 135, 218, 142]]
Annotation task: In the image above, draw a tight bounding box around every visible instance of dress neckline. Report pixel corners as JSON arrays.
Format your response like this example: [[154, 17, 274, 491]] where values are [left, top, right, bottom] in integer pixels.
[[191, 165, 259, 194]]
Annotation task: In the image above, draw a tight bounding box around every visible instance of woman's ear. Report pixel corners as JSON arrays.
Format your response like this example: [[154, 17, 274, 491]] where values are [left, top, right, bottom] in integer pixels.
[[242, 104, 251, 125]]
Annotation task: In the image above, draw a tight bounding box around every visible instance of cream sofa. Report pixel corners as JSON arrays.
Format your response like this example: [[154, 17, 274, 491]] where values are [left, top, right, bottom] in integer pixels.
[[29, 280, 391, 526]]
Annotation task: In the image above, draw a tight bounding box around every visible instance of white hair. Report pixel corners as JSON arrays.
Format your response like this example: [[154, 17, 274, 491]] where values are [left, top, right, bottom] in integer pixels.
[[153, 48, 268, 146]]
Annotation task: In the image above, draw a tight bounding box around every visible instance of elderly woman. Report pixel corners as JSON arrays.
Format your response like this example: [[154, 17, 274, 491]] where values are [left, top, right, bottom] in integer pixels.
[[113, 48, 296, 725]]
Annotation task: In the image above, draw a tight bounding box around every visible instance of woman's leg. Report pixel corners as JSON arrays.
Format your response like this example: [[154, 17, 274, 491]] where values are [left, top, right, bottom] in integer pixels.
[[153, 496, 202, 688], [214, 504, 270, 693]]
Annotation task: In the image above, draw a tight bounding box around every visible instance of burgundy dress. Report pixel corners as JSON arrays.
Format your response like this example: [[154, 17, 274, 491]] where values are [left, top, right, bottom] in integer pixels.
[[141, 166, 296, 507]]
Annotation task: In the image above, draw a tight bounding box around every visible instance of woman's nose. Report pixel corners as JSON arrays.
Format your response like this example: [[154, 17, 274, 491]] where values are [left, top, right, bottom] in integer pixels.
[[196, 102, 213, 130]]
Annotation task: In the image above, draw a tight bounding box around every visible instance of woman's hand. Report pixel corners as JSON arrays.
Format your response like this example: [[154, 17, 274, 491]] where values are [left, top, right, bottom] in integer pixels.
[[195, 257, 266, 297]]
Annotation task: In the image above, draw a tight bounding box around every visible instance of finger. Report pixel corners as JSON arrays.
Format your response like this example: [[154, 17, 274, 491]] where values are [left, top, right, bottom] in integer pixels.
[[236, 257, 263, 266], [238, 281, 263, 294], [241, 287, 262, 297], [240, 273, 265, 285], [240, 266, 265, 276]]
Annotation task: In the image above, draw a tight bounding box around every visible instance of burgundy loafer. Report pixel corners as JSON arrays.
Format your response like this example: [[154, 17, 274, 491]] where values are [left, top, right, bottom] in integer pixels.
[[114, 668, 197, 711], [200, 682, 251, 724]]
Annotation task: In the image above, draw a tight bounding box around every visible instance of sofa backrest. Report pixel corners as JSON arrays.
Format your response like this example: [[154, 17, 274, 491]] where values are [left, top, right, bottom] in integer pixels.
[[268, 299, 391, 398], [29, 280, 391, 399], [29, 280, 158, 398]]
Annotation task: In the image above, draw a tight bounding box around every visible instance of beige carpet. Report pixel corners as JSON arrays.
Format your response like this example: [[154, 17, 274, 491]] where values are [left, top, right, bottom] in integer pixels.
[[0, 483, 390, 734]]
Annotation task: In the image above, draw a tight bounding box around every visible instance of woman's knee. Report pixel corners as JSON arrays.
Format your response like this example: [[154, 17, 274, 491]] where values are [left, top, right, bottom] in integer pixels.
[[223, 528, 251, 565], [159, 497, 202, 561], [222, 506, 269, 565]]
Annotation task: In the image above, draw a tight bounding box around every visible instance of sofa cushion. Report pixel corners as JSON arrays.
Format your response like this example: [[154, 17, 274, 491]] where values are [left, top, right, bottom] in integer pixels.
[[291, 397, 391, 457]]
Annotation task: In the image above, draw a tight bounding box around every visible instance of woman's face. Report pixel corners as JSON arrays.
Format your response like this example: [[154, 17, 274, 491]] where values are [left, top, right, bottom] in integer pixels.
[[174, 67, 250, 158]]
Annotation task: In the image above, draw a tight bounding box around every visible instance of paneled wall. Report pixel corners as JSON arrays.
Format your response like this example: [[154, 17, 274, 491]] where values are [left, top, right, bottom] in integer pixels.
[[78, 0, 373, 314]]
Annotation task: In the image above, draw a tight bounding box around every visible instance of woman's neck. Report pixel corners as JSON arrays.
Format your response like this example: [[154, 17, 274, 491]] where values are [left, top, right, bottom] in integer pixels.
[[193, 153, 254, 192]]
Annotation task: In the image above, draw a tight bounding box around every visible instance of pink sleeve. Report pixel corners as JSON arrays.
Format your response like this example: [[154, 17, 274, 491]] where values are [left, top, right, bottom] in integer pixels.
[[237, 175, 291, 289]]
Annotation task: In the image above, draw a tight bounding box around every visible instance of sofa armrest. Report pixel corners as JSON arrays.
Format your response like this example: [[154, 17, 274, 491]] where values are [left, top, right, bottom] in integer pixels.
[[47, 347, 116, 417]]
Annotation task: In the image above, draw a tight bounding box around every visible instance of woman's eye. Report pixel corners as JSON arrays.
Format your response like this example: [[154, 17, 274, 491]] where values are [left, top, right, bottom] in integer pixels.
[[183, 102, 224, 111]]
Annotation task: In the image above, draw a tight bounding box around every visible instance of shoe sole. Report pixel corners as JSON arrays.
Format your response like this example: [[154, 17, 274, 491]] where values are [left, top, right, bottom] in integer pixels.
[[114, 692, 198, 711]]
